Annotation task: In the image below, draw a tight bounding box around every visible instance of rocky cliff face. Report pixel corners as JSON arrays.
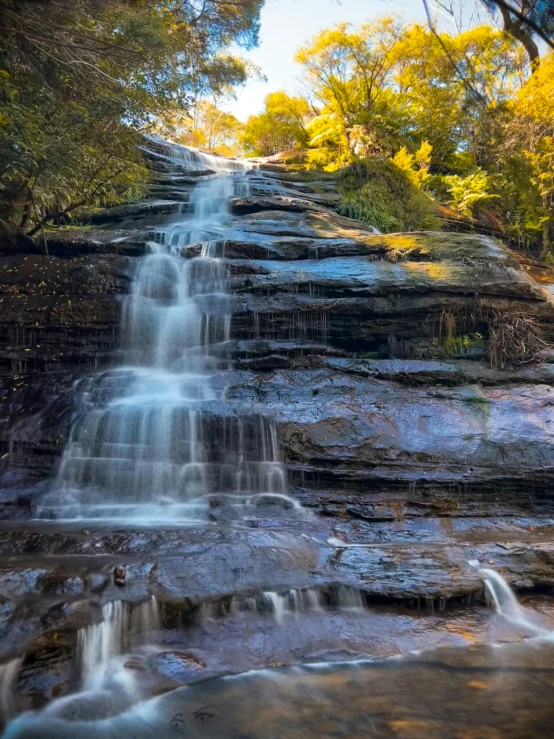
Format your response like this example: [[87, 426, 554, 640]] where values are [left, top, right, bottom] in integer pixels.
[[2, 142, 554, 712], [2, 151, 554, 513]]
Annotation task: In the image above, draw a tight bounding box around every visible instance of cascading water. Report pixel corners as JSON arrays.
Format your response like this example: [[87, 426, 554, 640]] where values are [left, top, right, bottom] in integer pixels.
[[38, 139, 290, 522], [0, 658, 23, 730], [470, 561, 548, 636], [200, 586, 365, 625], [77, 598, 160, 689], [141, 134, 251, 174]]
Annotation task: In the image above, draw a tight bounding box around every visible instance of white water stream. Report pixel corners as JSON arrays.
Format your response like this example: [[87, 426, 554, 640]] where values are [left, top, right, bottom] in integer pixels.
[[479, 567, 548, 636], [77, 597, 160, 690], [467, 559, 548, 636], [0, 658, 23, 730], [38, 140, 291, 522]]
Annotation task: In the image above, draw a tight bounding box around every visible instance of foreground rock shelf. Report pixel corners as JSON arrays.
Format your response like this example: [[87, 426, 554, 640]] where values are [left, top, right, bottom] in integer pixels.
[[1, 515, 554, 710], [8, 638, 554, 737]]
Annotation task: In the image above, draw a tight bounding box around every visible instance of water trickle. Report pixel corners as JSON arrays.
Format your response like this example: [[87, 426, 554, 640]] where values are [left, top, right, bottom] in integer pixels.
[[0, 658, 22, 729], [474, 565, 547, 636], [263, 592, 288, 623], [239, 588, 324, 623], [332, 586, 365, 610], [201, 586, 365, 626], [38, 141, 292, 522], [77, 598, 160, 689]]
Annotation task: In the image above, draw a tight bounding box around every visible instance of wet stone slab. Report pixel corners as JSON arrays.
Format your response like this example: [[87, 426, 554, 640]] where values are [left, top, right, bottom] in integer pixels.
[[1, 515, 554, 671], [6, 641, 554, 738]]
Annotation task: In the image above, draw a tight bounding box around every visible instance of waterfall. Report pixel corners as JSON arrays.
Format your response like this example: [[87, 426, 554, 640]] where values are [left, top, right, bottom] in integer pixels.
[[475, 565, 547, 636], [141, 134, 251, 174], [0, 658, 22, 729], [77, 598, 160, 689], [38, 140, 291, 522], [201, 586, 365, 625]]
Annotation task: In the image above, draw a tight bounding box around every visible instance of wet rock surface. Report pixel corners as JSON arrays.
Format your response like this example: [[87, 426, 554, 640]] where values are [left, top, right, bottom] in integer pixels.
[[7, 640, 554, 738], [1, 513, 554, 711], [2, 141, 554, 719]]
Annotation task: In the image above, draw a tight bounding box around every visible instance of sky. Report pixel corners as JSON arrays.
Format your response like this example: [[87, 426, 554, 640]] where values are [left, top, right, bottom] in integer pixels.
[[228, 0, 432, 121]]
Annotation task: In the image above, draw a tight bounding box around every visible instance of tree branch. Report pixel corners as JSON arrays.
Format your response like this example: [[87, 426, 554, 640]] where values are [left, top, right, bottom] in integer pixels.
[[490, 0, 554, 52], [422, 0, 489, 105]]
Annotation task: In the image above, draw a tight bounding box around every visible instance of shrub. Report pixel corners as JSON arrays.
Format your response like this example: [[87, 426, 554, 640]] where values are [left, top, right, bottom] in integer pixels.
[[336, 158, 441, 232], [441, 169, 498, 218]]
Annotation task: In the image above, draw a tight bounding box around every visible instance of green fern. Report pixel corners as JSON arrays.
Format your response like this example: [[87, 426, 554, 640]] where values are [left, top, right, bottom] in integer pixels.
[[443, 169, 498, 218]]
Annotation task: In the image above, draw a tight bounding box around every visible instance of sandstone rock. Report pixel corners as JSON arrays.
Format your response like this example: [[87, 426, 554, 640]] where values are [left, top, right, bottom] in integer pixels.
[[2, 147, 554, 713]]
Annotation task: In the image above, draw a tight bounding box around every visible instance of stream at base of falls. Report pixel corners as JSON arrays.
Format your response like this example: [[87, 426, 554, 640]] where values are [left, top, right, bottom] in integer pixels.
[[2, 138, 554, 737], [5, 634, 554, 738]]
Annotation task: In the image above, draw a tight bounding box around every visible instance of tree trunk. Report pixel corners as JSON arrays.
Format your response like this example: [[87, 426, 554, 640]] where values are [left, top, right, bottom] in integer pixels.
[[18, 201, 32, 232], [542, 218, 551, 260], [498, 4, 540, 69]]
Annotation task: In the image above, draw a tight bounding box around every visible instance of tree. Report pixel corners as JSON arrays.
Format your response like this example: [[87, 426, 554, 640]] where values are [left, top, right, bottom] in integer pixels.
[[0, 0, 264, 233], [179, 100, 243, 155], [393, 24, 526, 168], [241, 91, 311, 156], [296, 17, 405, 156], [479, 0, 554, 66], [296, 18, 525, 169], [505, 52, 554, 254]]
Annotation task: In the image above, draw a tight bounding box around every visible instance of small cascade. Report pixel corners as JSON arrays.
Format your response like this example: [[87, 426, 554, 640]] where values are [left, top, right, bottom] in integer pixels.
[[0, 658, 22, 729], [261, 586, 364, 620], [474, 565, 547, 636], [262, 588, 326, 623], [77, 598, 160, 689], [129, 595, 161, 635], [142, 134, 252, 174], [38, 138, 294, 522], [332, 586, 365, 610], [78, 602, 125, 689], [202, 586, 365, 625], [263, 592, 290, 623]]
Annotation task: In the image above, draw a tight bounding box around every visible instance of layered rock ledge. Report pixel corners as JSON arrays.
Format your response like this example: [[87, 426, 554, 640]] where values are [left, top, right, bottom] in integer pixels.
[[2, 167, 554, 504], [2, 145, 554, 708]]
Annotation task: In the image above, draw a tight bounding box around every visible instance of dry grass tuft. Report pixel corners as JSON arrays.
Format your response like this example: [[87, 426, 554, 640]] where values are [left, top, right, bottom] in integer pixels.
[[384, 247, 413, 263], [486, 309, 547, 368]]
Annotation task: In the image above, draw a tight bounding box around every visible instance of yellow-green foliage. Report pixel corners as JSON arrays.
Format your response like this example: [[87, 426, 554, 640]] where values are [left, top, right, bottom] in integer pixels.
[[391, 142, 432, 189], [289, 16, 554, 255], [442, 169, 499, 217], [241, 92, 311, 157], [444, 333, 485, 357], [337, 158, 441, 232], [509, 54, 554, 254]]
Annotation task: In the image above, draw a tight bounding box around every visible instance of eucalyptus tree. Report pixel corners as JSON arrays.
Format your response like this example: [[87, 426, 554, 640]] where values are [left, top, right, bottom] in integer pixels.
[[0, 0, 264, 233], [393, 24, 527, 168], [296, 17, 405, 157], [479, 0, 554, 65], [241, 91, 311, 156]]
